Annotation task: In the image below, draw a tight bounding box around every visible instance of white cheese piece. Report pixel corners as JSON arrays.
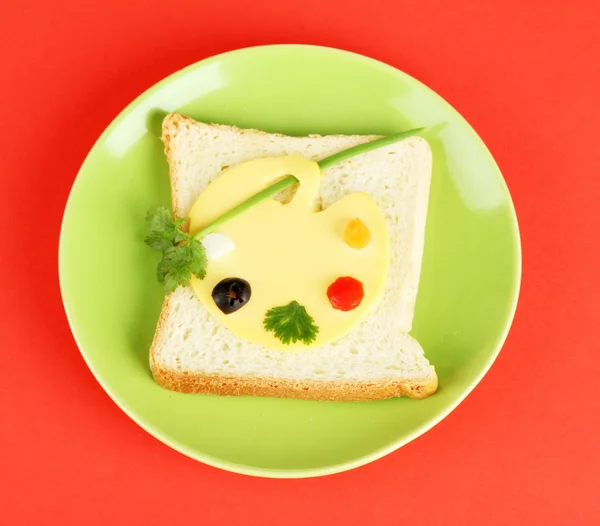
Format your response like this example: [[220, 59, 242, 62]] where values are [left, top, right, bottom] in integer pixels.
[[202, 233, 235, 261]]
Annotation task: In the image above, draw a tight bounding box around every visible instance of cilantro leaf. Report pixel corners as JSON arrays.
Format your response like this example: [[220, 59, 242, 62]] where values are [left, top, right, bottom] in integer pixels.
[[145, 205, 189, 251], [145, 206, 208, 292], [263, 301, 319, 345], [157, 245, 193, 293], [188, 239, 208, 280]]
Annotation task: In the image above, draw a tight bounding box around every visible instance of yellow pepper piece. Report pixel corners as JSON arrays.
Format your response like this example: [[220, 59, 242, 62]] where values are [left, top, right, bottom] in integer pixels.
[[343, 218, 372, 249]]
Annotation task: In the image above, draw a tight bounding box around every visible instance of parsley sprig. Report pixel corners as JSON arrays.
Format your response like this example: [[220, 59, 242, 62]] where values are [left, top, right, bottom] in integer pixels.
[[145, 206, 207, 293], [263, 301, 319, 345]]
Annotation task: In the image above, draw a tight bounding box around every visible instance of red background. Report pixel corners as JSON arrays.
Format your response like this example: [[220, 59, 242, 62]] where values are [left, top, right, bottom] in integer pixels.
[[1, 0, 599, 524]]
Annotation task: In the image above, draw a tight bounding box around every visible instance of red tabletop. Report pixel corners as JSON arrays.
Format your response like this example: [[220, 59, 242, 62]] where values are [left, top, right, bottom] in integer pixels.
[[2, 1, 599, 524]]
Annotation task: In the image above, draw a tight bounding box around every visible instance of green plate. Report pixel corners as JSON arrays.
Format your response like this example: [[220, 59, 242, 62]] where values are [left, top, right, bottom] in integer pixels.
[[59, 45, 521, 478]]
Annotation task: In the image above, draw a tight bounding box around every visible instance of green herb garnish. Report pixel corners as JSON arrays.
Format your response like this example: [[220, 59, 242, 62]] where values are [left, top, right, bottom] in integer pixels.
[[316, 127, 425, 170], [145, 127, 424, 293], [263, 301, 319, 345], [145, 206, 207, 293]]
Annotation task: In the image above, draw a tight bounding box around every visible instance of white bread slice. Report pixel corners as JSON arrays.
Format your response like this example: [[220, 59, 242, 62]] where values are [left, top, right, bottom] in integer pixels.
[[150, 114, 437, 401]]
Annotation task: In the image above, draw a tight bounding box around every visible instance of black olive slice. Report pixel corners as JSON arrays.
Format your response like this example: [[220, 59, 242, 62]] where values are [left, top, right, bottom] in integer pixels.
[[212, 278, 251, 314]]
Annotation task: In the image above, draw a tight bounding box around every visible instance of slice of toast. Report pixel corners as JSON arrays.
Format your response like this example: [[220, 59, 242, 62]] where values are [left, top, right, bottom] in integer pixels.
[[150, 113, 437, 401]]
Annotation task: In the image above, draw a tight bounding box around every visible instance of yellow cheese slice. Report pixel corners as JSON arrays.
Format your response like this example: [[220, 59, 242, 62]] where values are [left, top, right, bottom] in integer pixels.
[[188, 156, 389, 350]]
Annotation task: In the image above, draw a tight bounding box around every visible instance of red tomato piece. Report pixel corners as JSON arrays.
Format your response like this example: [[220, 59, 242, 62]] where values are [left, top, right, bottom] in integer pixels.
[[327, 277, 364, 311]]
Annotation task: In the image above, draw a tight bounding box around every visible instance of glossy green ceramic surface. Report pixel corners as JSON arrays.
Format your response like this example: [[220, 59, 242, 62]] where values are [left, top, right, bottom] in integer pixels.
[[59, 45, 521, 478]]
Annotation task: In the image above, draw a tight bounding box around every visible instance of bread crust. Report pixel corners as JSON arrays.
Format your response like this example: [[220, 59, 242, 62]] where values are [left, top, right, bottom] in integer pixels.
[[153, 113, 439, 401], [151, 363, 438, 401]]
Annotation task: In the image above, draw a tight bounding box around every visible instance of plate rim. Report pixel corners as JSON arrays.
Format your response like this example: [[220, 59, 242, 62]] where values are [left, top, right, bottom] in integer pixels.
[[58, 43, 522, 478]]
